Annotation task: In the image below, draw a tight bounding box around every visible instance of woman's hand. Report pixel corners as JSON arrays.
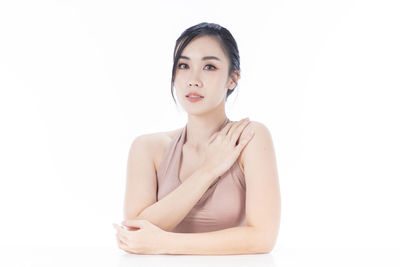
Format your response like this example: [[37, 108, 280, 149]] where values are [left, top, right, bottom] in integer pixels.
[[113, 219, 167, 254], [202, 117, 254, 178]]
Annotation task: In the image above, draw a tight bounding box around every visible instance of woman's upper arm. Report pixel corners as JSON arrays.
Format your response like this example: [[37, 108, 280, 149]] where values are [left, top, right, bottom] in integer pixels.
[[123, 134, 158, 220]]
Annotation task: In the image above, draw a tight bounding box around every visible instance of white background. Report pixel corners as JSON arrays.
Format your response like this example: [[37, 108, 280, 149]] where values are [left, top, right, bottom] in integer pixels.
[[0, 0, 399, 266]]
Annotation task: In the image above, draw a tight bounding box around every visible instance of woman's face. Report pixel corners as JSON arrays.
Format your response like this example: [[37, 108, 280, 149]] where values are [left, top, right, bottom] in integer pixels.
[[174, 35, 237, 114]]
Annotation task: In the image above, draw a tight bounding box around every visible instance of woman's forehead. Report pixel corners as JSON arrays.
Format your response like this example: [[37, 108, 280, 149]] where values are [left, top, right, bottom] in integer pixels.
[[181, 36, 227, 61]]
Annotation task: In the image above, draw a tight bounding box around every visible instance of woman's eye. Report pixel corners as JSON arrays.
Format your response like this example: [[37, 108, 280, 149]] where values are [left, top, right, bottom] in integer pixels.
[[204, 64, 216, 70], [177, 63, 216, 70], [178, 63, 188, 69]]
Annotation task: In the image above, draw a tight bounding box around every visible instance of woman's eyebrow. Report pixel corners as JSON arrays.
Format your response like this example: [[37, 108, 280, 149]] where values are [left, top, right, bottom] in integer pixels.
[[179, 55, 221, 61]]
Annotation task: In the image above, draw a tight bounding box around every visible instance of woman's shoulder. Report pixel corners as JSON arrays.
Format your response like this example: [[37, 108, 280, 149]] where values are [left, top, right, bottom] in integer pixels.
[[137, 127, 184, 171], [239, 119, 273, 163], [237, 120, 270, 172]]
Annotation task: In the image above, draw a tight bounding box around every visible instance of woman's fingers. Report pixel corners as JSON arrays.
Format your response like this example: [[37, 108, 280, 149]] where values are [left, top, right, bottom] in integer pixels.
[[219, 120, 235, 136], [210, 118, 249, 143], [234, 129, 255, 153], [229, 118, 251, 143], [208, 131, 219, 144], [114, 224, 129, 244], [118, 237, 131, 253], [210, 119, 236, 141], [116, 233, 128, 246]]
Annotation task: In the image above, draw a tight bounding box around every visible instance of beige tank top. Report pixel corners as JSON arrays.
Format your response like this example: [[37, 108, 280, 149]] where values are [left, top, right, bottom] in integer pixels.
[[156, 118, 247, 233]]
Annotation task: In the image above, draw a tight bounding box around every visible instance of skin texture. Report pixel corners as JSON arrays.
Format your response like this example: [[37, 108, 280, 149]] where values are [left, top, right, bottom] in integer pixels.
[[113, 35, 281, 255]]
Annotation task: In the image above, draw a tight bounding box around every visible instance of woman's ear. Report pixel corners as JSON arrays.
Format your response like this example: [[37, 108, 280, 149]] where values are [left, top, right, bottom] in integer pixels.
[[228, 70, 240, 90]]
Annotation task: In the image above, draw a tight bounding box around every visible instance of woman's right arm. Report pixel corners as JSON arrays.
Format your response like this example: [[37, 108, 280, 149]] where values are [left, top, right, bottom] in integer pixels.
[[123, 134, 217, 232]]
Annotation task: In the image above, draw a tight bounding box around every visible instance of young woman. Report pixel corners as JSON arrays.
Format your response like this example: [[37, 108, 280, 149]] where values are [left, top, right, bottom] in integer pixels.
[[113, 22, 281, 255]]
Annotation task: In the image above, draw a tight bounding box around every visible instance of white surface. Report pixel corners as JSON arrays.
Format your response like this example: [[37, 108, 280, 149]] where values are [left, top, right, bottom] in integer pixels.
[[0, 246, 398, 267], [1, 0, 399, 263]]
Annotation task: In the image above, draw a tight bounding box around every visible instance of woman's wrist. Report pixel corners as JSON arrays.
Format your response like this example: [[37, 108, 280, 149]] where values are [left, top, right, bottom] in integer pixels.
[[198, 164, 219, 182]]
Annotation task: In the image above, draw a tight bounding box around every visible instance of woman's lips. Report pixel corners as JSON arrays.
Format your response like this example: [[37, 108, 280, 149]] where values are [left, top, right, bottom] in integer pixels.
[[186, 96, 204, 103]]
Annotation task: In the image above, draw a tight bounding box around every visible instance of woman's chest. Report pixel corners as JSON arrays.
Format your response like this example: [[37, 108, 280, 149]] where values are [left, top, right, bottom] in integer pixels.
[[179, 145, 245, 183], [155, 133, 245, 182], [178, 146, 206, 183]]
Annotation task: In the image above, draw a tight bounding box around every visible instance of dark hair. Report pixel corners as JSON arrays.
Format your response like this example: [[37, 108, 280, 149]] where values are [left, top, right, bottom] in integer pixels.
[[170, 22, 240, 104]]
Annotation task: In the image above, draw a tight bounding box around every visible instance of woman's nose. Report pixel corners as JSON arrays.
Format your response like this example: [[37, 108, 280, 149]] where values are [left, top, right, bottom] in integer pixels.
[[187, 79, 202, 87]]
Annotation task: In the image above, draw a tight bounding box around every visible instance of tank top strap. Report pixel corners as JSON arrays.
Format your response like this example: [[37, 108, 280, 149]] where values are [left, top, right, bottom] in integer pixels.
[[156, 126, 186, 182]]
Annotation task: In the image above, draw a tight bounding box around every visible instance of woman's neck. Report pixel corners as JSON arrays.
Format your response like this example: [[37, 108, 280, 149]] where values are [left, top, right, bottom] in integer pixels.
[[185, 114, 229, 151]]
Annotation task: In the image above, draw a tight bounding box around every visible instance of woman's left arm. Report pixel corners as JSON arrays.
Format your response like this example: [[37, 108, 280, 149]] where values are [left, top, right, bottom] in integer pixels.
[[161, 225, 269, 255], [163, 122, 281, 255]]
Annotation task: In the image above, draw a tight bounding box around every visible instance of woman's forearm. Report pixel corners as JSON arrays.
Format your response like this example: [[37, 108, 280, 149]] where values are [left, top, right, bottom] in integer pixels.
[[160, 226, 270, 255], [132, 167, 217, 232]]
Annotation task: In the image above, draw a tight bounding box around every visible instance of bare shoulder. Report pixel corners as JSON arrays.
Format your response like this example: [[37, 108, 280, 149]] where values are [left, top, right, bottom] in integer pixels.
[[239, 120, 273, 167], [133, 127, 183, 171], [242, 120, 271, 138]]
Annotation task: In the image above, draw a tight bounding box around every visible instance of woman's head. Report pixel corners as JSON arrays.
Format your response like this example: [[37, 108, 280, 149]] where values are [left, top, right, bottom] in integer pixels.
[[170, 22, 240, 113]]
